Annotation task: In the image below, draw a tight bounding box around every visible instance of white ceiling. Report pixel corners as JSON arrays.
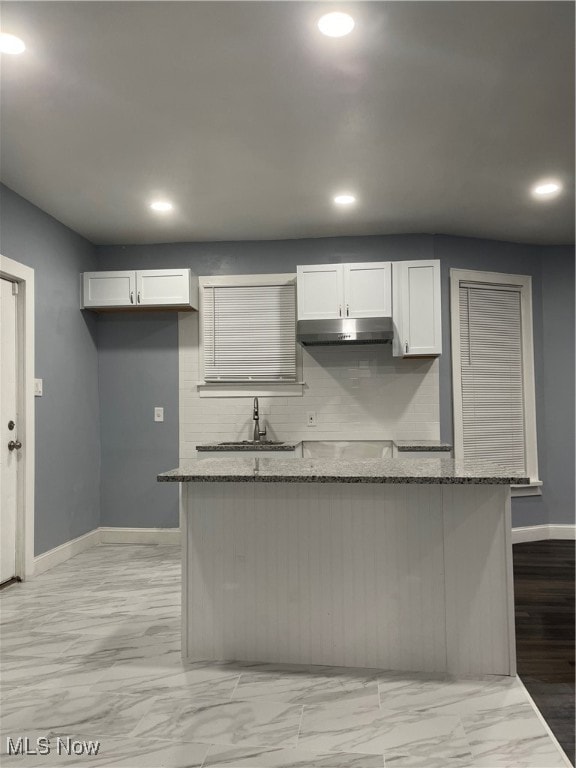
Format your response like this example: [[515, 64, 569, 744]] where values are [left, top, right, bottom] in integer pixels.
[[0, 1, 574, 245]]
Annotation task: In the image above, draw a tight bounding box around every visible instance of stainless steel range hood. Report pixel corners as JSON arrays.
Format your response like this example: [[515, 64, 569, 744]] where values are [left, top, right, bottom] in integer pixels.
[[297, 317, 394, 346]]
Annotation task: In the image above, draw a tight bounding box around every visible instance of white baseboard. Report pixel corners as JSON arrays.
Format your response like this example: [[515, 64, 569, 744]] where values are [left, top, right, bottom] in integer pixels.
[[512, 524, 576, 544], [33, 529, 101, 576], [32, 524, 572, 575], [99, 527, 181, 545], [33, 527, 181, 577]]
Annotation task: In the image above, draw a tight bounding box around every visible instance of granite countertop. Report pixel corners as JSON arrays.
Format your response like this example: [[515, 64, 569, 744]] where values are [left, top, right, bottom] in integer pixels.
[[196, 441, 301, 452], [393, 440, 453, 452], [158, 457, 528, 485]]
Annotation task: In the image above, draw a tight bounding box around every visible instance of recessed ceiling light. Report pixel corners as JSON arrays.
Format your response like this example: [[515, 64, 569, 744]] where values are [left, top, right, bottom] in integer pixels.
[[334, 194, 356, 206], [0, 33, 26, 55], [150, 201, 174, 213], [531, 180, 562, 199], [318, 12, 355, 38]]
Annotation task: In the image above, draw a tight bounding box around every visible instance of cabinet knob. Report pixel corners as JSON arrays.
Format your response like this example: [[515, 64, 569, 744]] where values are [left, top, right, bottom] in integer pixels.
[[8, 440, 22, 452]]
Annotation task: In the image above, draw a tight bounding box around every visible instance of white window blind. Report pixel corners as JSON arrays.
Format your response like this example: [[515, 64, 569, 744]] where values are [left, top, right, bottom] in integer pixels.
[[203, 283, 297, 382], [459, 284, 526, 472]]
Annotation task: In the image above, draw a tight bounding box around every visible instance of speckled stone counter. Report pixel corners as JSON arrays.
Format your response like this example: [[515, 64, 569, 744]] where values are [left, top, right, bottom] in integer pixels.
[[196, 441, 301, 452], [393, 439, 453, 452], [160, 458, 256, 482], [158, 457, 528, 484]]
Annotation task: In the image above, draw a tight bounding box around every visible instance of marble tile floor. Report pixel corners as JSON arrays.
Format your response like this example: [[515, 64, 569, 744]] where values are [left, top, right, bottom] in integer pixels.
[[0, 544, 571, 768]]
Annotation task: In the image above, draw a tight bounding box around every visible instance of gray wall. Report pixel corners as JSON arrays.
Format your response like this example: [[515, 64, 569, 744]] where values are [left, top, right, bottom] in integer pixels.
[[540, 248, 575, 525], [0, 184, 101, 555], [98, 314, 179, 528], [97, 234, 575, 529], [3, 180, 571, 550]]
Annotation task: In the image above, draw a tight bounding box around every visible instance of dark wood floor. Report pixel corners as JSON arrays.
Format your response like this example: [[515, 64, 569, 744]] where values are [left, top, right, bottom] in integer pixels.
[[513, 540, 575, 766]]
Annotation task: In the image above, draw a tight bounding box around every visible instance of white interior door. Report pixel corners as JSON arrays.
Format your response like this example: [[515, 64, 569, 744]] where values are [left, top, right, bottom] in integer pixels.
[[0, 278, 19, 583]]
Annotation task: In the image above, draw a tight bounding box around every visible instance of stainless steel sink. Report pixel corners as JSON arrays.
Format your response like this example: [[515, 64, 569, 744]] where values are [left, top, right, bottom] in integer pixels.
[[217, 441, 284, 446]]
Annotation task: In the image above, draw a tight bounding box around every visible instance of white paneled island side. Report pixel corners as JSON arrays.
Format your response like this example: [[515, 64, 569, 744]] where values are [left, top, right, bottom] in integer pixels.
[[158, 458, 529, 677]]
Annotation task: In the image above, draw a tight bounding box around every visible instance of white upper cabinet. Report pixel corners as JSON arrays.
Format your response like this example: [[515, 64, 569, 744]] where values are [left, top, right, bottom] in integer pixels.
[[344, 262, 391, 318], [297, 264, 343, 320], [82, 269, 198, 311], [83, 271, 136, 308], [392, 260, 442, 357], [136, 269, 192, 307], [297, 262, 391, 320]]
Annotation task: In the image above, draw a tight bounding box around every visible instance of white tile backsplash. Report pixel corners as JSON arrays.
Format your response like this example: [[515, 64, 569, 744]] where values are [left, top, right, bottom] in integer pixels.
[[179, 313, 440, 458]]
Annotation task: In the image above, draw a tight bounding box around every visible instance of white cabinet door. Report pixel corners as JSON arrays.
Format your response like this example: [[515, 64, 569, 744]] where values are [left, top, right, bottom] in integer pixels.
[[136, 269, 192, 307], [344, 262, 391, 318], [83, 271, 136, 308], [392, 260, 442, 356], [297, 265, 344, 320]]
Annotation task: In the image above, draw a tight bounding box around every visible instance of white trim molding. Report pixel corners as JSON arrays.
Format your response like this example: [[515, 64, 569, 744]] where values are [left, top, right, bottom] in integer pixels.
[[0, 254, 35, 579], [512, 524, 576, 544], [197, 383, 304, 397], [512, 480, 543, 498], [99, 527, 181, 545], [33, 528, 181, 576], [34, 529, 100, 576]]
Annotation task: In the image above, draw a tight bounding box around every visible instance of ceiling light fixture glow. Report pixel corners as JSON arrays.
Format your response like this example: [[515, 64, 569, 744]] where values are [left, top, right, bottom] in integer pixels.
[[531, 180, 562, 199], [318, 12, 355, 38], [333, 194, 356, 206], [150, 201, 174, 212], [0, 33, 26, 54]]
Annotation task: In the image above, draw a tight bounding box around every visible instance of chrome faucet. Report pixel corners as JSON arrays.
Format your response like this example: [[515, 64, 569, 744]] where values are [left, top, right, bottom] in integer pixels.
[[252, 397, 267, 442]]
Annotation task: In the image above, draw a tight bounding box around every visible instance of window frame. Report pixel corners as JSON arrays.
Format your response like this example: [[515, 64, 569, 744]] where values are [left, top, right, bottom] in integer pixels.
[[197, 273, 303, 398], [450, 269, 540, 494]]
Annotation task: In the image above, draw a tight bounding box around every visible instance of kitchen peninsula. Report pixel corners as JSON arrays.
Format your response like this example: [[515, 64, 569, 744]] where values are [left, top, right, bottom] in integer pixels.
[[158, 457, 528, 677]]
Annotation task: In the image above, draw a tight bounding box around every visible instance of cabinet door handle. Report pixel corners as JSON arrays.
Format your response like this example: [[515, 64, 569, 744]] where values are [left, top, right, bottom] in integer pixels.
[[137, 291, 141, 304], [130, 291, 134, 304], [339, 306, 342, 317], [346, 304, 349, 317], [405, 341, 409, 354]]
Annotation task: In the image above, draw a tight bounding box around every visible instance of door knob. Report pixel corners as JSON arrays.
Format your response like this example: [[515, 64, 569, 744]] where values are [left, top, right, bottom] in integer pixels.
[[8, 440, 22, 451]]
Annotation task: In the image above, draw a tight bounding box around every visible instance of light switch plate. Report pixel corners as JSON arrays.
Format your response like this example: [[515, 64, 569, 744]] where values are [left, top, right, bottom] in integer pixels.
[[154, 407, 164, 422], [34, 378, 43, 397], [307, 411, 317, 427]]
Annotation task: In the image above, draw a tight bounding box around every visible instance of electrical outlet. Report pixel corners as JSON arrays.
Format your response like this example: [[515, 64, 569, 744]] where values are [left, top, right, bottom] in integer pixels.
[[307, 411, 317, 427], [154, 407, 164, 422]]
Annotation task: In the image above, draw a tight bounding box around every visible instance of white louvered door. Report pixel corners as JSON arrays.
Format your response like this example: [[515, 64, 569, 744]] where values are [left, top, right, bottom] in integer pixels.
[[459, 284, 526, 471], [203, 283, 296, 381]]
